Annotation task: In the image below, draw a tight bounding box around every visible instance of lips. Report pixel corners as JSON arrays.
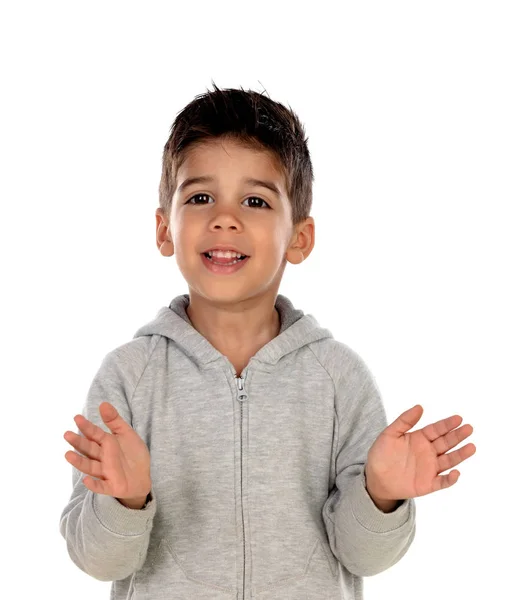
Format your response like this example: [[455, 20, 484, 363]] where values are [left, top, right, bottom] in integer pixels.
[[201, 252, 250, 274]]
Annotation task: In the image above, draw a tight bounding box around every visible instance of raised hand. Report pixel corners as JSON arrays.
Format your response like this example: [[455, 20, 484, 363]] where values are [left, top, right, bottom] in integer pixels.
[[63, 402, 152, 504], [365, 405, 476, 502]]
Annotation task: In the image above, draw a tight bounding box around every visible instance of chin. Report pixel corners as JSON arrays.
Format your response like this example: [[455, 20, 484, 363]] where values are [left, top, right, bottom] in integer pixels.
[[186, 279, 262, 304], [195, 284, 251, 302]]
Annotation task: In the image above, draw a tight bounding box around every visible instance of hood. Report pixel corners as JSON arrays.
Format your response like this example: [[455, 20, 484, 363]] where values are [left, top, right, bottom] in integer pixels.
[[133, 293, 334, 369]]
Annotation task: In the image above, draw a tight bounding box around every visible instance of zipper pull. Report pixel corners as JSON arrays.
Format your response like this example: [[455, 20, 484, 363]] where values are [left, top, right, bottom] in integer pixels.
[[235, 376, 248, 402]]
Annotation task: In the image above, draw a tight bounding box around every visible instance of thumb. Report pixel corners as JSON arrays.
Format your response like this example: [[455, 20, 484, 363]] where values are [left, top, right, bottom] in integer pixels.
[[386, 404, 424, 437], [99, 402, 131, 435]]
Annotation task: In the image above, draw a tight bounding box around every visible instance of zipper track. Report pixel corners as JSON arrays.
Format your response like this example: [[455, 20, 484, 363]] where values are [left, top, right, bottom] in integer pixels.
[[235, 374, 248, 600]]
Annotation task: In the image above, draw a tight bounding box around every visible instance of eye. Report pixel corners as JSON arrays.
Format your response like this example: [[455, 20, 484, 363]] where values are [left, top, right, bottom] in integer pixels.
[[186, 193, 212, 205], [185, 194, 271, 209], [243, 196, 270, 209]]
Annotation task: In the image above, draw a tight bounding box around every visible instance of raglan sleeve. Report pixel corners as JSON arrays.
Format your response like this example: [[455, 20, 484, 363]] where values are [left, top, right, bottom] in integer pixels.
[[59, 345, 157, 582], [321, 343, 416, 577]]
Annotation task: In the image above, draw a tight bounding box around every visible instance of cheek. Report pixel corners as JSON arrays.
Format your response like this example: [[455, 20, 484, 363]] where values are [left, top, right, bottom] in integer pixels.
[[172, 218, 198, 251], [254, 231, 287, 263]]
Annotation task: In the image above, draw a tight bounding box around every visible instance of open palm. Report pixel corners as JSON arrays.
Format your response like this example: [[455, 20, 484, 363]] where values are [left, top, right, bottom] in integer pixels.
[[64, 401, 152, 499], [365, 405, 476, 501]]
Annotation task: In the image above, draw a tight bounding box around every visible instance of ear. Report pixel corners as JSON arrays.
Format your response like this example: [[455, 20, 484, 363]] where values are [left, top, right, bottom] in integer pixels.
[[155, 208, 174, 257], [286, 217, 315, 265]]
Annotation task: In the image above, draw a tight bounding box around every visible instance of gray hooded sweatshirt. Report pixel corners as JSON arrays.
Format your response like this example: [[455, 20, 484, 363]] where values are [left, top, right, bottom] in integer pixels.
[[59, 293, 416, 599]]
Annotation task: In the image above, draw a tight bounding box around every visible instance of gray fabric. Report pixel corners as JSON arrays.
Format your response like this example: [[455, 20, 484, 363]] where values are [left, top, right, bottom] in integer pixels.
[[60, 293, 416, 599]]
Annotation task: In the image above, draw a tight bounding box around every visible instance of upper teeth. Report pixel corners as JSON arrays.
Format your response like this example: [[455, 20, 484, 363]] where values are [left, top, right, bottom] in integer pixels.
[[207, 250, 245, 258]]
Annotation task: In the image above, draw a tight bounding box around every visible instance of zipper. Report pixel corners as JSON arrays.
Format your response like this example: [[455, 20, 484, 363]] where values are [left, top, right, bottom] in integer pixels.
[[235, 374, 248, 600]]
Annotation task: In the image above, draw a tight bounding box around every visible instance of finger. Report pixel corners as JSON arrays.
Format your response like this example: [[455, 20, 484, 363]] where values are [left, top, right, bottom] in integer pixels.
[[422, 414, 463, 443], [63, 430, 102, 461], [436, 442, 477, 473], [99, 402, 131, 435], [73, 414, 108, 446], [82, 475, 111, 496], [432, 469, 460, 492], [64, 449, 104, 479], [433, 424, 474, 456], [387, 404, 424, 436]]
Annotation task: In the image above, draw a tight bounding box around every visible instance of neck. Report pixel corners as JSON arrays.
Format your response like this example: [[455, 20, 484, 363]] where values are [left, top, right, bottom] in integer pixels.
[[185, 291, 281, 356]]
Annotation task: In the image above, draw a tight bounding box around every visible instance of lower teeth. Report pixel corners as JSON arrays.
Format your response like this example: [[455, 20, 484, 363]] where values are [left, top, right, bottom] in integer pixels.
[[212, 259, 240, 265], [206, 255, 244, 266]]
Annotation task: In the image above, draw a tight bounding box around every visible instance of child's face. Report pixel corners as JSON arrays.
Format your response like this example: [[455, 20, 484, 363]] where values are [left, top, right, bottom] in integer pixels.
[[156, 138, 313, 304]]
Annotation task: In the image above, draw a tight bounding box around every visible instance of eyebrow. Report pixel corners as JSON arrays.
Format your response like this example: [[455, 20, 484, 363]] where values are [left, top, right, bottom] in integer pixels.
[[177, 176, 281, 198]]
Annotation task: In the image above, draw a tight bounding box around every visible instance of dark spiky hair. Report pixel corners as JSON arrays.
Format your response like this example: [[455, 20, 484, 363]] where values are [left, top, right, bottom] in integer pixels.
[[158, 82, 314, 225]]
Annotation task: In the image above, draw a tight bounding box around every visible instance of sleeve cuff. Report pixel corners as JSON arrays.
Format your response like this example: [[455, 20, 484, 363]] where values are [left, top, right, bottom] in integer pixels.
[[350, 469, 414, 533], [91, 489, 156, 536]]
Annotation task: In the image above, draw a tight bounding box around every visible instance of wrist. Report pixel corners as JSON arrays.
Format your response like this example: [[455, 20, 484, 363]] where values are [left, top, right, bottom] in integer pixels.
[[364, 467, 401, 513], [117, 491, 152, 510], [367, 492, 400, 513]]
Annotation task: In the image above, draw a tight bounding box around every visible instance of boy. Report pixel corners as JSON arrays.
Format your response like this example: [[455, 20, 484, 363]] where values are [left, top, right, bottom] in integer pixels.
[[60, 84, 476, 599]]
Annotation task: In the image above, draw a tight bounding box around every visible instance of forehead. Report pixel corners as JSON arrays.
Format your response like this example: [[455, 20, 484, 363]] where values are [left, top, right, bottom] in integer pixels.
[[176, 138, 287, 194]]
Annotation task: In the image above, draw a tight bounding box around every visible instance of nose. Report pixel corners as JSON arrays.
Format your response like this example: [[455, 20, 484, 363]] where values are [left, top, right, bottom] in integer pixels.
[[209, 209, 242, 231], [213, 222, 238, 231]]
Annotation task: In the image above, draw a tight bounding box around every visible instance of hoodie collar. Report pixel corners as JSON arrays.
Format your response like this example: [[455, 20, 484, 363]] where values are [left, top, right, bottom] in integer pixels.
[[133, 293, 333, 370]]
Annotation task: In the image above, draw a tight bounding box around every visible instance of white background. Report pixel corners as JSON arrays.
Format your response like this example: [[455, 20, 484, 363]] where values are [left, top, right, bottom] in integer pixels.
[[1, 1, 503, 598]]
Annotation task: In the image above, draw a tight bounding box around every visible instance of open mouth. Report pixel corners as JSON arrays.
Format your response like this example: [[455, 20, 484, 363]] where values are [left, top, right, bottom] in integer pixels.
[[200, 251, 251, 274], [202, 252, 248, 265]]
